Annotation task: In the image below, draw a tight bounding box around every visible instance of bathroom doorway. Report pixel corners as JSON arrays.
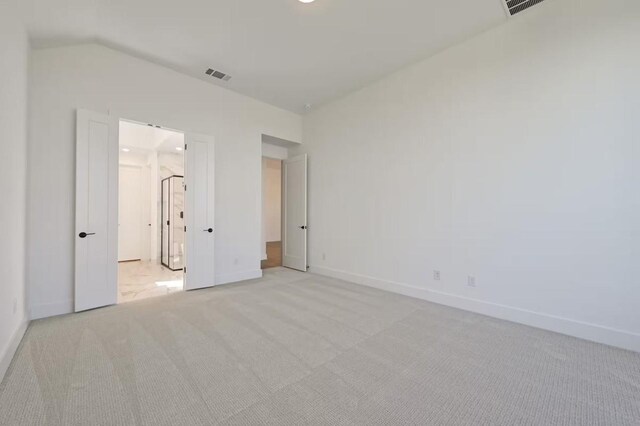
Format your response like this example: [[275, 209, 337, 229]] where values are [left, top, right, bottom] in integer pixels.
[[118, 119, 185, 303]]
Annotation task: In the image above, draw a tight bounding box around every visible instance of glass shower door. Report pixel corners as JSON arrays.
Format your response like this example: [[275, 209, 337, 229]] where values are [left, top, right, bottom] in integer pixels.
[[170, 177, 184, 270], [161, 175, 184, 271], [161, 178, 170, 267]]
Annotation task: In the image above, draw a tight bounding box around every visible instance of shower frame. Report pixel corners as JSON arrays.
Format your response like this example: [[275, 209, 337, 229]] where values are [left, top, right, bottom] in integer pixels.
[[160, 174, 185, 271]]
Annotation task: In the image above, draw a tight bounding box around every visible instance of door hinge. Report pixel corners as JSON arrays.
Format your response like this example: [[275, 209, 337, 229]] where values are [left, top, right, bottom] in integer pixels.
[[184, 267, 186, 274], [184, 185, 187, 191], [184, 144, 187, 150], [184, 226, 186, 232]]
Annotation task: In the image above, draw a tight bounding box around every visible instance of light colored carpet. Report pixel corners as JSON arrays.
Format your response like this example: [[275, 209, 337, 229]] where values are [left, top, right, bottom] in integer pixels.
[[1, 268, 639, 425]]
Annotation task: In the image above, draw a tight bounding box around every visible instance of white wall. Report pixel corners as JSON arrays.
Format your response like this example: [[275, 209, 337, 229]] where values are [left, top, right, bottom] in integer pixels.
[[262, 142, 289, 161], [28, 43, 302, 319], [299, 0, 640, 351], [0, 2, 29, 380], [119, 151, 149, 167], [263, 158, 282, 242]]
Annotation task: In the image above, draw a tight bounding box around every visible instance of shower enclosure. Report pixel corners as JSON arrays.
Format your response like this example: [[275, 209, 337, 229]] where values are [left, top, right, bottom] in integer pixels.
[[161, 175, 185, 271]]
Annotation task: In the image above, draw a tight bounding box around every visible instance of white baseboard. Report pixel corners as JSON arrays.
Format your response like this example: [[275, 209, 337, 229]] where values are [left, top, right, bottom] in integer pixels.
[[216, 269, 263, 286], [31, 300, 73, 320], [0, 320, 29, 384], [30, 270, 265, 320], [309, 265, 640, 353]]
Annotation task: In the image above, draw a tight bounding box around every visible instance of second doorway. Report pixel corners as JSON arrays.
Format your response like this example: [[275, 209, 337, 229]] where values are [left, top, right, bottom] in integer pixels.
[[261, 157, 282, 269]]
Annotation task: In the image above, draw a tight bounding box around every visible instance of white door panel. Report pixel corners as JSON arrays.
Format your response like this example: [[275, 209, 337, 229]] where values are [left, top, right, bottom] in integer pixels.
[[184, 133, 215, 290], [118, 165, 143, 261], [75, 110, 118, 312], [283, 154, 307, 271]]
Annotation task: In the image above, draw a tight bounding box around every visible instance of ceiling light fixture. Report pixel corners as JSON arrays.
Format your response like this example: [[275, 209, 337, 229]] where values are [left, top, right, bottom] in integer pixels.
[[299, 0, 315, 3], [176, 147, 183, 151], [121, 148, 130, 152]]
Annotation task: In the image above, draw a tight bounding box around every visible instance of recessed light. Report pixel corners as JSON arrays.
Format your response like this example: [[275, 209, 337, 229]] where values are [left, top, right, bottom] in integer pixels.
[[121, 148, 130, 152], [175, 147, 183, 151], [299, 0, 315, 3]]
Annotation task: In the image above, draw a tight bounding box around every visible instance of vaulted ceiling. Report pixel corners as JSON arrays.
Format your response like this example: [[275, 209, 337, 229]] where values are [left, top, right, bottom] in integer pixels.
[[19, 0, 508, 113]]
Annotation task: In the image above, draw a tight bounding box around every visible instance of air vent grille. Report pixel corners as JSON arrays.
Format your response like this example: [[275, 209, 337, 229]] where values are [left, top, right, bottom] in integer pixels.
[[205, 68, 232, 82], [505, 0, 545, 15]]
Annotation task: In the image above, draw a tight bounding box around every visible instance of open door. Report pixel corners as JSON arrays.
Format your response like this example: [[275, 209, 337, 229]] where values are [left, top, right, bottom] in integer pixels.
[[75, 109, 119, 312], [184, 132, 216, 290], [282, 154, 308, 271]]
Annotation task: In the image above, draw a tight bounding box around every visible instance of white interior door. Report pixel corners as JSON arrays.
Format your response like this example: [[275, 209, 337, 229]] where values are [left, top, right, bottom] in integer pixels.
[[118, 165, 143, 261], [184, 133, 215, 290], [75, 109, 118, 312], [283, 154, 308, 271]]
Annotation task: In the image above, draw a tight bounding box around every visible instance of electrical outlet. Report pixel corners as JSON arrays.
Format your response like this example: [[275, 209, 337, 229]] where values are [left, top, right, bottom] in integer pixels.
[[433, 270, 441, 281], [467, 276, 476, 287], [322, 253, 326, 261], [234, 258, 239, 265]]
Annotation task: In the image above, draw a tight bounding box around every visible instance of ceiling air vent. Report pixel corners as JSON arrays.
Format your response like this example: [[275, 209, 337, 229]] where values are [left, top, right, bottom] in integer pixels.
[[504, 0, 545, 16], [205, 68, 232, 82]]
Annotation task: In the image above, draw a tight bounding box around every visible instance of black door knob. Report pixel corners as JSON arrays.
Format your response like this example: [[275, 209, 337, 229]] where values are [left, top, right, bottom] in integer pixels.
[[79, 232, 96, 238], [203, 228, 213, 233], [299, 226, 307, 230]]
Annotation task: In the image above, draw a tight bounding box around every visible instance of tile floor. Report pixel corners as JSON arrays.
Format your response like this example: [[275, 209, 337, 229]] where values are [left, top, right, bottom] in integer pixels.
[[118, 260, 183, 303]]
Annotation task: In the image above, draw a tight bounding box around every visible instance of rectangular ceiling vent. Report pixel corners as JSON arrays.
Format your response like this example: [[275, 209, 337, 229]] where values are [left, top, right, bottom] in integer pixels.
[[205, 68, 232, 82], [504, 0, 545, 16]]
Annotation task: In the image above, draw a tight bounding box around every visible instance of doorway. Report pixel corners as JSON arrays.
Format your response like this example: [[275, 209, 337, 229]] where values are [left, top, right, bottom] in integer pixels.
[[75, 110, 217, 312], [261, 157, 282, 269], [261, 137, 308, 273], [117, 119, 185, 303]]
